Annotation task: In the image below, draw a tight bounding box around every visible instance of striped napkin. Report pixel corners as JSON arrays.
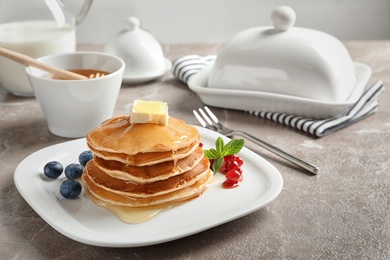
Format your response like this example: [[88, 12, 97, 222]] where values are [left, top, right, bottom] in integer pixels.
[[172, 55, 385, 137]]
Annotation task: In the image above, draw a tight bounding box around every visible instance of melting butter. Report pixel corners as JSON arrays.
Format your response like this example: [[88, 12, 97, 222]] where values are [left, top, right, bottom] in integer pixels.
[[130, 100, 168, 126]]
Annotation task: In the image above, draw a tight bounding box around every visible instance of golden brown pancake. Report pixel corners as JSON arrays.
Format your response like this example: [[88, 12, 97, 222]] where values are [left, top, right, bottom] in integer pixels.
[[88, 139, 199, 166], [86, 115, 200, 155], [93, 147, 205, 183]]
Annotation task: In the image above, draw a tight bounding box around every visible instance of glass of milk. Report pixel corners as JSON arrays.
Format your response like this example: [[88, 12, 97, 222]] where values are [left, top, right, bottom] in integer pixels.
[[0, 0, 93, 97]]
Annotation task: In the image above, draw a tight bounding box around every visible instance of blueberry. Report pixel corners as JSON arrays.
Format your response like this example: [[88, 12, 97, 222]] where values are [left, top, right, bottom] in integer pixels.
[[60, 179, 82, 199], [64, 163, 83, 179], [43, 161, 63, 179], [78, 150, 93, 166]]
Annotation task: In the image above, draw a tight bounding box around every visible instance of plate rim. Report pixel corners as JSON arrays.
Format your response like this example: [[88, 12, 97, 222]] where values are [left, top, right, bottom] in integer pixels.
[[13, 127, 283, 247]]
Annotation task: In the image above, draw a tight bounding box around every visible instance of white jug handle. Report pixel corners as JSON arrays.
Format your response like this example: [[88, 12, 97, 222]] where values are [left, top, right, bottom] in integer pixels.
[[75, 0, 93, 25]]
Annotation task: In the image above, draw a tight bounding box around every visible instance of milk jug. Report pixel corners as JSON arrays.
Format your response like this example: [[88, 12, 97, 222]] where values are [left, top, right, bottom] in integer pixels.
[[0, 0, 93, 96]]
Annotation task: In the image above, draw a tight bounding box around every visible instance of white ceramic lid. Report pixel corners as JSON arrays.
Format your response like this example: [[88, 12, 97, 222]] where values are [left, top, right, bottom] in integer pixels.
[[207, 6, 357, 103], [104, 17, 167, 77]]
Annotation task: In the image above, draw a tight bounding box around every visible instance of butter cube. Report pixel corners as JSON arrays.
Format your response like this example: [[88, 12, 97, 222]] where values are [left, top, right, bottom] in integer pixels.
[[130, 100, 169, 126]]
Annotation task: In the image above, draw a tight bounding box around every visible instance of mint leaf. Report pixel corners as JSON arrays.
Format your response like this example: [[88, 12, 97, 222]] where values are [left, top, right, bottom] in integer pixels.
[[215, 137, 224, 153], [204, 149, 219, 159], [222, 139, 245, 156], [212, 156, 224, 173]]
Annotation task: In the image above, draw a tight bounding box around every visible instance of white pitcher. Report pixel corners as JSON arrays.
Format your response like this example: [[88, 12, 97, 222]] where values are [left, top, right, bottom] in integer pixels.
[[0, 0, 93, 97]]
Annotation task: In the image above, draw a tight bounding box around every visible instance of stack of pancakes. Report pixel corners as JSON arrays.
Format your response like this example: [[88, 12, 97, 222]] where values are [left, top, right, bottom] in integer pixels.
[[82, 115, 212, 209]]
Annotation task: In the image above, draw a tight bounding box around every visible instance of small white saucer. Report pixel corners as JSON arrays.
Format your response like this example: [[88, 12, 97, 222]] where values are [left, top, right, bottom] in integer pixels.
[[122, 58, 172, 84], [188, 62, 372, 119]]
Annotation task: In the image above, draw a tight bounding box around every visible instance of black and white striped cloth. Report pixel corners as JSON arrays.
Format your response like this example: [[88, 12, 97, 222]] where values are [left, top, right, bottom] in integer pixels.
[[172, 55, 385, 137]]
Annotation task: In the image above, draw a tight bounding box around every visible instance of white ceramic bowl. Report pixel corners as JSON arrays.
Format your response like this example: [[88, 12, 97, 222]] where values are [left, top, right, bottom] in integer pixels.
[[104, 16, 170, 83], [207, 6, 358, 103], [26, 51, 125, 138]]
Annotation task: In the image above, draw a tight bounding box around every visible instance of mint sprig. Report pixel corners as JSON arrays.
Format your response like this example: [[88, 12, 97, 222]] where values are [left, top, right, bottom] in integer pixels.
[[204, 137, 245, 173]]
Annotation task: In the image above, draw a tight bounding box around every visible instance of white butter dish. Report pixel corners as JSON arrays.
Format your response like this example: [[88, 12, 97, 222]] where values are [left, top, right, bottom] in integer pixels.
[[104, 16, 171, 84], [206, 6, 367, 105]]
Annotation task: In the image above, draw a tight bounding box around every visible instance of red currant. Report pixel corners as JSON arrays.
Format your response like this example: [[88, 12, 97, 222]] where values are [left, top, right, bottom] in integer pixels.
[[222, 179, 240, 189], [234, 155, 244, 167], [218, 155, 244, 174], [225, 168, 243, 183], [224, 155, 235, 162], [224, 160, 240, 173]]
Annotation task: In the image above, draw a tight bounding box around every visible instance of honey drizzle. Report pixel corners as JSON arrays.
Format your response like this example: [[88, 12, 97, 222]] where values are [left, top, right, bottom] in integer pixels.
[[90, 193, 174, 224]]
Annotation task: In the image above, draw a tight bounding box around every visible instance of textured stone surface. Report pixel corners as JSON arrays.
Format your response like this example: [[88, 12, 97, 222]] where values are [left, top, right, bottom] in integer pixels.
[[0, 42, 389, 259]]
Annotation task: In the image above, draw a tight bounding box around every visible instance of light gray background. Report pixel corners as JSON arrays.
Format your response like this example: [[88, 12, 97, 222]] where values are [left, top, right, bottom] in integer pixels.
[[69, 0, 390, 45]]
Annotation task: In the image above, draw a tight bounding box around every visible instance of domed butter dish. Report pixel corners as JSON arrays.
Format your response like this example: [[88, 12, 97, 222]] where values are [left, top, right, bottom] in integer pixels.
[[104, 17, 171, 84], [188, 6, 372, 119]]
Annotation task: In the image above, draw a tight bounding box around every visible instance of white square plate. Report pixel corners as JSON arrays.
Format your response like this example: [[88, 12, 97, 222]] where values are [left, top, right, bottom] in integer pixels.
[[14, 127, 283, 247]]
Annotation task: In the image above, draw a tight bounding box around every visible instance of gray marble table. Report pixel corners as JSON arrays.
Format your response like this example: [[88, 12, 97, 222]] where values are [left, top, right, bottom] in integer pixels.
[[1, 42, 389, 259]]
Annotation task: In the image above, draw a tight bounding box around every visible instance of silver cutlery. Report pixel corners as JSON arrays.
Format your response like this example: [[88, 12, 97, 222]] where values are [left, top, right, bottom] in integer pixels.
[[193, 106, 319, 175]]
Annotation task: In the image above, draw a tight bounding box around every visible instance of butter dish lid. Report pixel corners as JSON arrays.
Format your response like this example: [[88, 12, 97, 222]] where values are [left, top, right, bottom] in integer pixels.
[[207, 6, 358, 103], [104, 16, 170, 82]]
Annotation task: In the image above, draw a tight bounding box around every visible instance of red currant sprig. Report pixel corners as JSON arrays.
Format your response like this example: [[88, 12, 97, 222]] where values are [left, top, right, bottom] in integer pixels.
[[203, 137, 245, 189], [220, 155, 244, 189], [220, 154, 244, 174]]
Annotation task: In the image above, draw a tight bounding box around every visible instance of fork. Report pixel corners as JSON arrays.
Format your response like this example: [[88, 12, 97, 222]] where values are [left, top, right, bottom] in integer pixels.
[[193, 106, 319, 175]]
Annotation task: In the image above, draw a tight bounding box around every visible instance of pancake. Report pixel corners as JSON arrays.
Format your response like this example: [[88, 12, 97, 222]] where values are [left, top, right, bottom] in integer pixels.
[[88, 139, 199, 166], [93, 147, 205, 183], [86, 115, 200, 155]]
